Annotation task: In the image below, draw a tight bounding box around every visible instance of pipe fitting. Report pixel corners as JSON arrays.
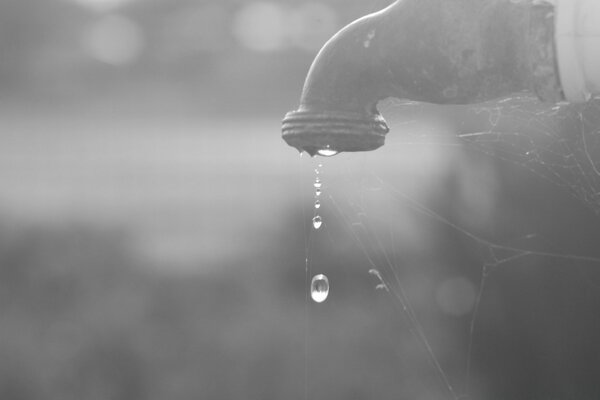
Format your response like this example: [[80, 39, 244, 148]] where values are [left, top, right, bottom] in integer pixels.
[[282, 0, 564, 155]]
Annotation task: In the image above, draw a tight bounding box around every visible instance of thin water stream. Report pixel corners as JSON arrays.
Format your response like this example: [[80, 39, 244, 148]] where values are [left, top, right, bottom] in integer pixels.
[[310, 161, 328, 303]]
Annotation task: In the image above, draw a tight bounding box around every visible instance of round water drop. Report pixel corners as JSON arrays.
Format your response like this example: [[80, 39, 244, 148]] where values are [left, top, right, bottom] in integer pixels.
[[314, 200, 321, 209], [310, 274, 329, 303], [316, 148, 338, 157], [312, 215, 322, 229]]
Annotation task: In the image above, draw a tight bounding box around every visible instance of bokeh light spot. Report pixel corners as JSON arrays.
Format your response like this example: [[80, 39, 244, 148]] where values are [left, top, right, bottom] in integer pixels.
[[231, 2, 286, 52], [82, 14, 145, 66], [70, 0, 136, 13], [435, 277, 476, 317]]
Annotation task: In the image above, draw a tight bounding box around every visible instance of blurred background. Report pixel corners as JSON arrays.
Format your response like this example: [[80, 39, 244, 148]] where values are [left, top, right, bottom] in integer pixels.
[[2, 0, 600, 399]]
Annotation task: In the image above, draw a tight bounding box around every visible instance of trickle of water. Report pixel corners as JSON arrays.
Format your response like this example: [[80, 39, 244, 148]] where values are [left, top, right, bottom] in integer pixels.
[[314, 200, 321, 209], [312, 215, 322, 229], [310, 274, 329, 303]]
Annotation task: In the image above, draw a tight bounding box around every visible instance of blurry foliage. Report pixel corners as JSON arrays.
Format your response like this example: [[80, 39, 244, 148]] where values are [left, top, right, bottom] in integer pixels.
[[0, 216, 433, 400], [3, 195, 599, 399], [0, 0, 394, 113], [0, 0, 89, 96], [4, 1, 600, 399]]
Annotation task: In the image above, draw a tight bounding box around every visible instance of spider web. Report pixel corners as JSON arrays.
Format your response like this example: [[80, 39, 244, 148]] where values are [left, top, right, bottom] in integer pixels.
[[430, 96, 600, 215], [300, 95, 600, 400]]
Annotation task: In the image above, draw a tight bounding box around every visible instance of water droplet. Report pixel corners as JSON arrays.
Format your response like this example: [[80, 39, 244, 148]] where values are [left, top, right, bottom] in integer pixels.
[[312, 215, 322, 229], [311, 274, 329, 303], [316, 148, 338, 157], [314, 200, 321, 209], [315, 168, 320, 175], [318, 163, 323, 168], [315, 188, 321, 196], [313, 181, 322, 189], [368, 268, 382, 279]]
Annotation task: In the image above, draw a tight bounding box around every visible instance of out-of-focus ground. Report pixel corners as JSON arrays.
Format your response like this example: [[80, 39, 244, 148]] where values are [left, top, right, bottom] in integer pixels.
[[3, 1, 600, 399]]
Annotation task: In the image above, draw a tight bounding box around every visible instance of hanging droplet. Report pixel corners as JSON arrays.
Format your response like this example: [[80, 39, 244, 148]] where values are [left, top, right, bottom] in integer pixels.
[[314, 200, 321, 209], [312, 215, 322, 229], [315, 188, 321, 196], [311, 274, 329, 303], [317, 149, 337, 157], [316, 148, 338, 157]]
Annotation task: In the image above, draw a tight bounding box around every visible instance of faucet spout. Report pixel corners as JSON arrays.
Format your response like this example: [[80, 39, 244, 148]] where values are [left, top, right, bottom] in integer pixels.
[[282, 0, 562, 155]]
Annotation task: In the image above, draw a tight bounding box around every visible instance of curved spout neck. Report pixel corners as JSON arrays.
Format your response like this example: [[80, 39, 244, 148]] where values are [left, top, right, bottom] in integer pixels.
[[282, 0, 562, 155]]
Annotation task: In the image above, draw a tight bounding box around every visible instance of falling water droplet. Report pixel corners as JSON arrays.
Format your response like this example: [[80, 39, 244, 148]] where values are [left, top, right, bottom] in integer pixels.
[[311, 274, 329, 303], [315, 168, 320, 175], [368, 269, 382, 279], [313, 181, 322, 189], [316, 148, 338, 157], [312, 215, 322, 229], [376, 283, 388, 291], [314, 200, 321, 209], [315, 188, 321, 196], [318, 163, 323, 168]]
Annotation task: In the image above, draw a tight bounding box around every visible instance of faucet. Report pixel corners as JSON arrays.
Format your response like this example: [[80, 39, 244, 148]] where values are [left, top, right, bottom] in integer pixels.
[[282, 0, 599, 156]]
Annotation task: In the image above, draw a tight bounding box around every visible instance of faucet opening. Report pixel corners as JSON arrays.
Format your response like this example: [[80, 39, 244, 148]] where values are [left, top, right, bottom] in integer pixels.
[[282, 109, 389, 156], [282, 0, 563, 155]]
